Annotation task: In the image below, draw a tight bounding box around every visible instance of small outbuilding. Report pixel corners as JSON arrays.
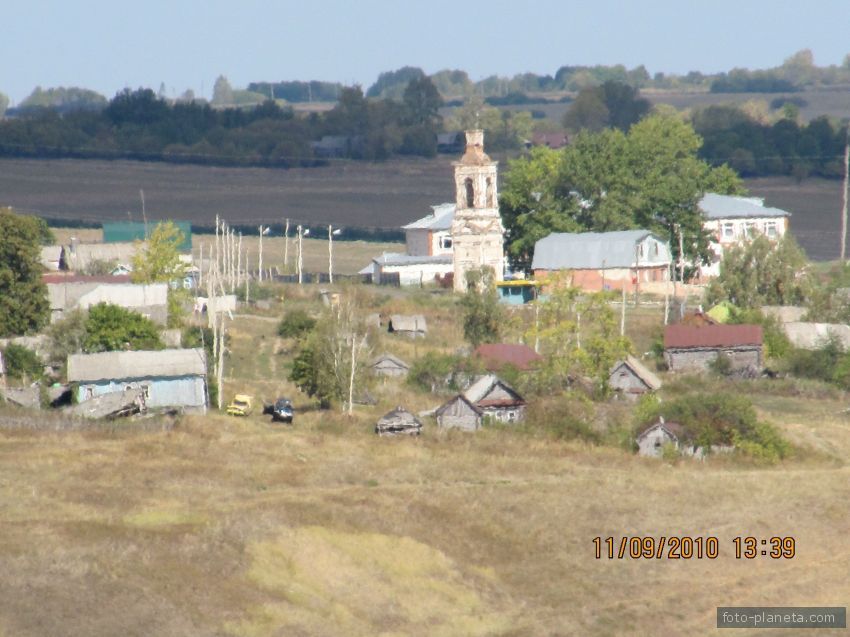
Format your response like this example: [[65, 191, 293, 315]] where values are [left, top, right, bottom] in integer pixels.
[[636, 418, 686, 457], [370, 353, 410, 378], [609, 356, 661, 399], [664, 324, 763, 373], [375, 406, 423, 436], [388, 315, 427, 338], [436, 374, 526, 431], [435, 394, 483, 432]]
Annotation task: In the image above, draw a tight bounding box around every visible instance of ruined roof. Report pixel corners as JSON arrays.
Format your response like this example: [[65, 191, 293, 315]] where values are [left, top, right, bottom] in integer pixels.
[[531, 230, 671, 270], [402, 203, 455, 230], [473, 343, 542, 371], [611, 356, 662, 391], [67, 348, 207, 383], [699, 193, 790, 219], [664, 324, 763, 349]]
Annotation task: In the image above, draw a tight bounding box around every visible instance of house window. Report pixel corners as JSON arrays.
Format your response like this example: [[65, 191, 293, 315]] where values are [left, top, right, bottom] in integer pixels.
[[722, 223, 735, 239], [652, 242, 659, 257], [744, 222, 758, 238], [764, 221, 778, 238], [85, 386, 94, 399], [439, 236, 453, 250]]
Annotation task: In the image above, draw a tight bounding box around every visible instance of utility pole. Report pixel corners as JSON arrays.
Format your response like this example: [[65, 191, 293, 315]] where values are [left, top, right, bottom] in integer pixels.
[[237, 233, 242, 291], [841, 132, 849, 262], [283, 218, 290, 272], [297, 224, 303, 285], [258, 225, 264, 282], [328, 225, 333, 284], [634, 243, 640, 306]]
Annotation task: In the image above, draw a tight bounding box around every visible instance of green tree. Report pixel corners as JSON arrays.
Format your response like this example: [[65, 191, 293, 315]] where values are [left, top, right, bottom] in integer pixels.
[[1, 344, 44, 382], [46, 309, 88, 363], [402, 76, 443, 127], [83, 303, 164, 353], [500, 114, 743, 272], [706, 234, 810, 308], [278, 309, 316, 338], [562, 81, 650, 133], [131, 221, 186, 283], [0, 208, 50, 337], [460, 267, 504, 348]]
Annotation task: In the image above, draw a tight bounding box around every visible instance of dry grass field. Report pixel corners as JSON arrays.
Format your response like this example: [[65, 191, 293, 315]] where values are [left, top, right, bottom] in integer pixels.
[[2, 285, 850, 636]]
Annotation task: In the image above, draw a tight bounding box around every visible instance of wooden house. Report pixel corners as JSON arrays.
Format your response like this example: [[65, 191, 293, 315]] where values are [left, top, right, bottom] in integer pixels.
[[436, 374, 526, 431], [375, 406, 423, 436], [636, 418, 685, 457], [663, 324, 763, 373], [609, 356, 661, 398], [370, 353, 410, 378]]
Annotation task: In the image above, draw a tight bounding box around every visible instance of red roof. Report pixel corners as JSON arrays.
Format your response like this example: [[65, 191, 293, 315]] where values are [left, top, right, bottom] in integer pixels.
[[42, 274, 132, 284], [473, 344, 542, 371], [664, 324, 763, 349]]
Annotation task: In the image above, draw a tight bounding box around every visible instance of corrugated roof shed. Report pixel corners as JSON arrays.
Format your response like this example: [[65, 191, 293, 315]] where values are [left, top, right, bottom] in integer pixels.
[[402, 203, 455, 230], [531, 230, 670, 270], [102, 221, 192, 252], [67, 349, 207, 382], [699, 193, 790, 220], [664, 325, 763, 349], [473, 344, 542, 371]]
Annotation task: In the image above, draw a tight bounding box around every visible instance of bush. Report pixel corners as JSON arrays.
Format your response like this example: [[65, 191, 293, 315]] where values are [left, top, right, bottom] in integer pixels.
[[83, 303, 164, 353], [407, 352, 462, 393], [2, 344, 43, 382], [523, 395, 599, 443], [277, 309, 316, 338]]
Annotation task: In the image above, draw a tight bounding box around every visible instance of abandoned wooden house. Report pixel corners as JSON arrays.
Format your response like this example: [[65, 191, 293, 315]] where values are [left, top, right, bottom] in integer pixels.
[[375, 406, 423, 436], [636, 418, 686, 457], [370, 353, 410, 378], [663, 324, 763, 373], [388, 314, 427, 338], [436, 374, 526, 431], [609, 356, 661, 398]]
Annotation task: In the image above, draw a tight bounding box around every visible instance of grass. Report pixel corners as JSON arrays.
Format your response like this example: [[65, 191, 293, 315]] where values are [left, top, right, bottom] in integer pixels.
[[3, 285, 850, 635]]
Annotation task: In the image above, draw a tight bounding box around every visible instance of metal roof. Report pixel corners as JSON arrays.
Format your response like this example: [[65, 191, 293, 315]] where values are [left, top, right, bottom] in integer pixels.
[[102, 221, 192, 252], [664, 325, 763, 349], [402, 203, 456, 230], [699, 193, 790, 220], [67, 348, 207, 382], [531, 230, 670, 270], [373, 253, 452, 267]]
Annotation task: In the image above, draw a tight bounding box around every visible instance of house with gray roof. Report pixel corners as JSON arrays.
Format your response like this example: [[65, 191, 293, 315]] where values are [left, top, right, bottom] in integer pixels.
[[699, 193, 791, 278], [67, 349, 207, 413], [436, 374, 526, 431], [531, 230, 671, 292], [609, 356, 662, 399]]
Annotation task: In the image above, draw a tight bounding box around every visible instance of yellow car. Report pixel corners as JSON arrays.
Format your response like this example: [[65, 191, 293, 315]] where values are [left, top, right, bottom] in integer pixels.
[[226, 394, 254, 416]]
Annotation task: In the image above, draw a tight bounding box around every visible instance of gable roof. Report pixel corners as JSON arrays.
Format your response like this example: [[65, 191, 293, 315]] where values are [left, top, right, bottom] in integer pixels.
[[699, 193, 790, 220], [463, 374, 525, 407], [611, 356, 661, 391], [531, 230, 670, 270], [402, 203, 456, 230], [370, 353, 410, 370], [636, 419, 685, 442], [67, 349, 207, 383], [473, 343, 542, 371], [435, 393, 483, 417], [664, 324, 763, 349]]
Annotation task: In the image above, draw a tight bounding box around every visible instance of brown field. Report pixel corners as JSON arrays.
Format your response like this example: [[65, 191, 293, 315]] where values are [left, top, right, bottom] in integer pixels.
[[5, 156, 846, 263], [1, 287, 850, 636]]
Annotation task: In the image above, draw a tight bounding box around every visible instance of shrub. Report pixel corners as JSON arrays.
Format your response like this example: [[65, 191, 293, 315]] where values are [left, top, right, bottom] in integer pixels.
[[522, 395, 600, 443], [2, 344, 43, 382], [407, 352, 462, 393], [83, 303, 164, 353], [278, 309, 316, 338]]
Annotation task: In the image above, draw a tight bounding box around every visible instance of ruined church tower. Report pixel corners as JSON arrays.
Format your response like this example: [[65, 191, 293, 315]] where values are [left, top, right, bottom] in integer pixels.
[[450, 130, 505, 292]]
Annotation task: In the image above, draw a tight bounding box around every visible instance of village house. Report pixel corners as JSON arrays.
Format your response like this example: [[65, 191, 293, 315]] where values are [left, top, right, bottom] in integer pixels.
[[67, 348, 208, 413], [473, 343, 542, 372], [44, 274, 169, 324], [699, 192, 791, 278], [369, 353, 410, 378], [531, 230, 672, 293], [664, 324, 763, 373], [609, 356, 662, 399], [387, 315, 427, 338], [636, 418, 686, 457], [375, 406, 423, 436], [436, 374, 527, 431]]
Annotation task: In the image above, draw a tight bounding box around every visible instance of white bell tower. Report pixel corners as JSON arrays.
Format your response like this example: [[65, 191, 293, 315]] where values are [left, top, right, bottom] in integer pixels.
[[450, 130, 505, 292]]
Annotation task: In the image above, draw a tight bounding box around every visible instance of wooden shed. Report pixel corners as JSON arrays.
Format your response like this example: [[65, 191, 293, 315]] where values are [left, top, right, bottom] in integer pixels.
[[609, 356, 661, 399], [664, 324, 763, 373], [636, 418, 685, 457], [375, 406, 423, 436], [370, 353, 410, 378], [435, 394, 483, 432]]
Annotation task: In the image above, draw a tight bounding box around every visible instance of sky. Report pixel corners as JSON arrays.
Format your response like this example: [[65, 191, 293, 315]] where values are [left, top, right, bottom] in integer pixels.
[[2, 0, 849, 104]]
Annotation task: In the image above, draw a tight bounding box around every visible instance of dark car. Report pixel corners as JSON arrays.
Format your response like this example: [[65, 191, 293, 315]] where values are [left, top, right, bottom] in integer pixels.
[[271, 398, 294, 423]]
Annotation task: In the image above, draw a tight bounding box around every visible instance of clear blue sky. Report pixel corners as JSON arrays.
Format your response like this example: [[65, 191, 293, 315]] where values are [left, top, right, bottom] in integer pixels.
[[3, 0, 849, 103]]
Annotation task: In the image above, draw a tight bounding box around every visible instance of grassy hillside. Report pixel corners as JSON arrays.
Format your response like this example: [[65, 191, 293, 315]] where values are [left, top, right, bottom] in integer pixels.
[[2, 284, 849, 635]]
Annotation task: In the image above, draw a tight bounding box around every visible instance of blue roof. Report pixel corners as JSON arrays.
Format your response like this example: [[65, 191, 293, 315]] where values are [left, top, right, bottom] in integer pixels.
[[699, 193, 790, 220], [531, 230, 671, 270], [402, 203, 455, 230]]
